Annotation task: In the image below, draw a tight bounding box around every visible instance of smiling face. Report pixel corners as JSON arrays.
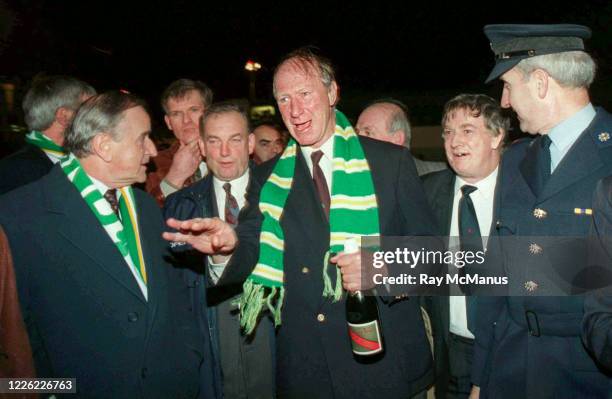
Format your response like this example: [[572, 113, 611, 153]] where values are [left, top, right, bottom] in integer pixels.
[[443, 107, 502, 183], [107, 106, 157, 186], [199, 110, 254, 181], [273, 59, 338, 148], [163, 90, 206, 144]]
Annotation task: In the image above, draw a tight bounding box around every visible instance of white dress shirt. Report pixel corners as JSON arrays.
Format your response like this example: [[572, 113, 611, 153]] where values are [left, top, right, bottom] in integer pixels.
[[448, 167, 498, 338], [89, 175, 148, 300], [208, 169, 250, 283], [300, 135, 334, 190]]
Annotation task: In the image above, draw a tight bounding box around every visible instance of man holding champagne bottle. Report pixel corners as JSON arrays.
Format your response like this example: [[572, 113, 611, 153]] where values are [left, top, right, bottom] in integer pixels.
[[164, 47, 438, 399]]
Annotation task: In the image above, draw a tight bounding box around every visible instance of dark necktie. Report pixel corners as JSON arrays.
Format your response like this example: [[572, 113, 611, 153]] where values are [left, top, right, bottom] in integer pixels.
[[311, 150, 330, 220], [458, 185, 483, 253], [104, 189, 120, 218], [537, 135, 553, 192], [458, 184, 482, 305], [223, 182, 239, 227]]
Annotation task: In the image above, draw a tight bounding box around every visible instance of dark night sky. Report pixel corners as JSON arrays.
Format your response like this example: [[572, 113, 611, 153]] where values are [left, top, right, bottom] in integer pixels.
[[0, 0, 610, 123]]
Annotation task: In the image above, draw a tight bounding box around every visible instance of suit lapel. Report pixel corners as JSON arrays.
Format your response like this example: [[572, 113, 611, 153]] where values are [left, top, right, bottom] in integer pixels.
[[540, 129, 604, 201], [519, 139, 541, 197], [283, 148, 329, 245], [45, 167, 147, 303]]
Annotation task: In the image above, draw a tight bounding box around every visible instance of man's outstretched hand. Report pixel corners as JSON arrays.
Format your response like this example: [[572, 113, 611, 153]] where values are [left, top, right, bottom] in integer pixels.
[[163, 217, 238, 254]]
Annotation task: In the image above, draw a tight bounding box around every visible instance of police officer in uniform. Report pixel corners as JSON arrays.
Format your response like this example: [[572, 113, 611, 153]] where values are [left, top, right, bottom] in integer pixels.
[[471, 24, 612, 399]]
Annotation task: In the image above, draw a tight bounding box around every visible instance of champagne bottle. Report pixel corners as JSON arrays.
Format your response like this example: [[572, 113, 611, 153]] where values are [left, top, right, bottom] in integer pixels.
[[345, 238, 385, 359]]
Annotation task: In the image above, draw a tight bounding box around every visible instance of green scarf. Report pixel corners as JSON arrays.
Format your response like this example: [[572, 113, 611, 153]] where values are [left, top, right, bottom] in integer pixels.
[[61, 154, 148, 297], [24, 131, 67, 157], [238, 110, 380, 333]]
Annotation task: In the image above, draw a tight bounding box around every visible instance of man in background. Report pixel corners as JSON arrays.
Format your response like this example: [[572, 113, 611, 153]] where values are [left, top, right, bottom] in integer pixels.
[[164, 102, 274, 399], [356, 98, 446, 175], [0, 75, 95, 194], [146, 78, 213, 206], [252, 121, 284, 164]]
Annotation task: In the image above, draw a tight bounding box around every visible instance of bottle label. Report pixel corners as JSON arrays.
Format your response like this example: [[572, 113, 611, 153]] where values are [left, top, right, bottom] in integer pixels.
[[348, 320, 383, 355]]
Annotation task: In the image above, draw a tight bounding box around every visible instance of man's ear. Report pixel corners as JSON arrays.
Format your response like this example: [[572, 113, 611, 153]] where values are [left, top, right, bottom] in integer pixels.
[[198, 137, 206, 157], [491, 130, 504, 150], [327, 81, 338, 107], [91, 133, 114, 162], [247, 133, 255, 155], [532, 69, 549, 99], [392, 130, 406, 147], [164, 114, 173, 131]]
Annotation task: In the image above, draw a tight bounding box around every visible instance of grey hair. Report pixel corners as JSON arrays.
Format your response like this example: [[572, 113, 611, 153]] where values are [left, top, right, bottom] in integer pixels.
[[22, 75, 96, 131], [273, 46, 337, 97], [160, 78, 213, 114], [442, 94, 509, 145], [515, 51, 596, 88], [200, 101, 250, 137], [64, 91, 147, 157]]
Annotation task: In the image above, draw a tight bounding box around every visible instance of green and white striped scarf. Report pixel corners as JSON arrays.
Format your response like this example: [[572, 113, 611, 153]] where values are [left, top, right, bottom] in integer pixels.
[[61, 154, 148, 298], [24, 131, 67, 157], [238, 110, 380, 333]]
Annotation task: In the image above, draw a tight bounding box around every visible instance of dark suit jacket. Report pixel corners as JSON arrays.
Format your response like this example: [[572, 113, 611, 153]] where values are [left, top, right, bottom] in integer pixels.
[[582, 176, 612, 372], [422, 168, 499, 399], [164, 172, 275, 399], [422, 169, 455, 399], [473, 109, 612, 399], [220, 136, 437, 399], [0, 143, 53, 195], [0, 165, 207, 399]]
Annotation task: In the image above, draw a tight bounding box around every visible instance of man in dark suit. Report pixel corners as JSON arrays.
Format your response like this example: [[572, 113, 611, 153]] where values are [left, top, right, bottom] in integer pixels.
[[471, 24, 612, 398], [0, 75, 96, 194], [164, 48, 437, 399], [164, 102, 275, 399], [422, 94, 507, 399], [582, 176, 612, 371], [0, 91, 210, 398]]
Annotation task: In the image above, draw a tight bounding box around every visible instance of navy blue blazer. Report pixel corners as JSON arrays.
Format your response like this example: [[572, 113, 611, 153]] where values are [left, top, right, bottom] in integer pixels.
[[0, 143, 53, 195], [0, 165, 207, 399], [164, 171, 275, 399], [582, 176, 612, 372], [472, 109, 612, 399], [220, 137, 437, 399]]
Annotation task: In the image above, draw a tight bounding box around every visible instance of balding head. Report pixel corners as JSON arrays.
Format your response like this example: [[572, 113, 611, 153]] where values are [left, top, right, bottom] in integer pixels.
[[356, 100, 411, 148]]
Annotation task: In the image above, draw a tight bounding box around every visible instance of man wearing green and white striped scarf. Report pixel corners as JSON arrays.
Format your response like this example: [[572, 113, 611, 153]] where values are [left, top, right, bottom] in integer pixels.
[[0, 91, 211, 398], [0, 75, 95, 194], [165, 48, 438, 399]]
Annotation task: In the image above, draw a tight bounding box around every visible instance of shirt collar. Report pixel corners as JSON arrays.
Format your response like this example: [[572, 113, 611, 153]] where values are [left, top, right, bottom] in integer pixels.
[[547, 103, 596, 152], [454, 166, 498, 199], [300, 133, 335, 164], [213, 168, 250, 197]]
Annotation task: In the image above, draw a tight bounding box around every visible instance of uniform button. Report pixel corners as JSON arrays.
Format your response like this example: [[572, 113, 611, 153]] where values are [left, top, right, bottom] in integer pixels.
[[533, 208, 547, 219], [524, 281, 539, 292], [317, 313, 326, 322], [529, 243, 543, 255], [127, 312, 139, 322], [302, 267, 309, 274]]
